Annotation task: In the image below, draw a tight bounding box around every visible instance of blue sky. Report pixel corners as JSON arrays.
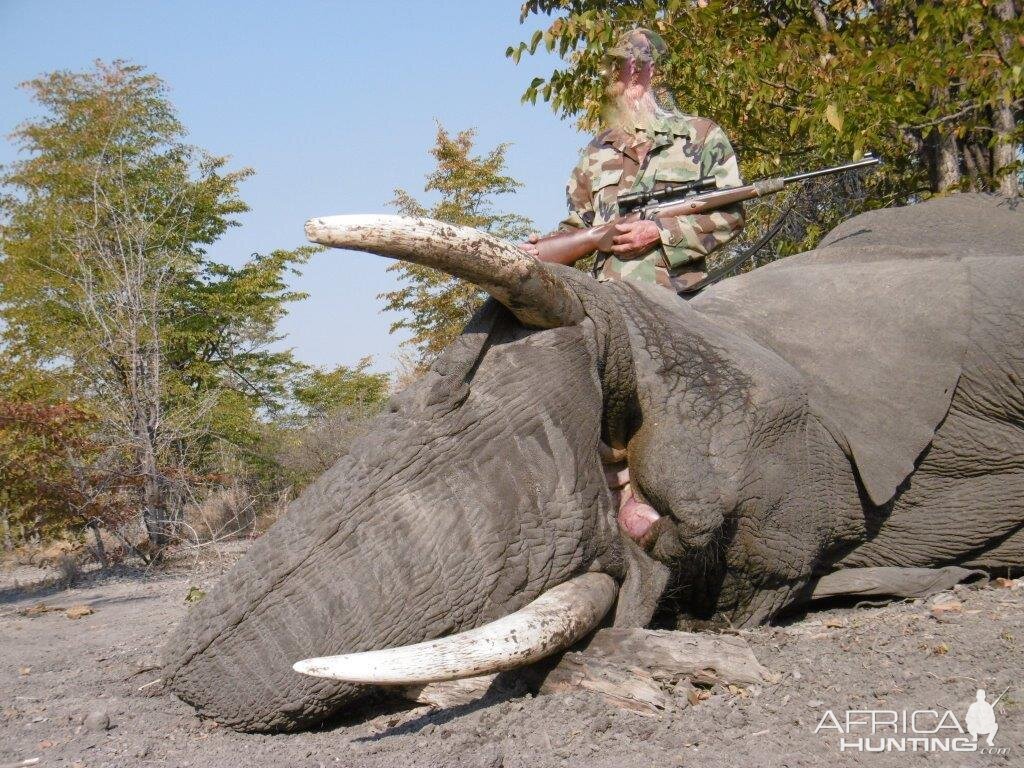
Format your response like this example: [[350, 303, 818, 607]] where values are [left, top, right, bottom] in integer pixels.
[[0, 1, 582, 373]]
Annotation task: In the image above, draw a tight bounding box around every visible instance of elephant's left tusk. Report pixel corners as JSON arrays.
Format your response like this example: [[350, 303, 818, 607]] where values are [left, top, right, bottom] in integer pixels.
[[292, 572, 617, 685]]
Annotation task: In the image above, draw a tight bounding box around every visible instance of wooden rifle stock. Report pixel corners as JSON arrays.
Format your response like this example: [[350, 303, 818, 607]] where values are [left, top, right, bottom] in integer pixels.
[[533, 181, 778, 267], [532, 153, 880, 267]]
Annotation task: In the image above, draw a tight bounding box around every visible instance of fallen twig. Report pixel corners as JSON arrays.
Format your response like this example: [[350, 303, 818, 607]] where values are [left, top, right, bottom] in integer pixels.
[[0, 758, 41, 768], [138, 677, 163, 692]]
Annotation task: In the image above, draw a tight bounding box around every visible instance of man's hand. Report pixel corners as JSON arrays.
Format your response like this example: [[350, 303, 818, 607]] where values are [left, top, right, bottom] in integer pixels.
[[611, 219, 661, 259], [518, 232, 541, 258]]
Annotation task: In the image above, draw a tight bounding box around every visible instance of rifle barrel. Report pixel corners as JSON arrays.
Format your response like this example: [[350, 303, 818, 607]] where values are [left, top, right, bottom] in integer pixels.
[[783, 155, 881, 185]]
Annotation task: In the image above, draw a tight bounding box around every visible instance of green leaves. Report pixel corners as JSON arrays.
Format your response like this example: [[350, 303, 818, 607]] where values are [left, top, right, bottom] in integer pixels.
[[291, 358, 389, 420], [0, 61, 331, 547], [522, 76, 547, 105], [380, 125, 532, 370], [511, 0, 1023, 246], [825, 103, 844, 134], [530, 28, 544, 53]]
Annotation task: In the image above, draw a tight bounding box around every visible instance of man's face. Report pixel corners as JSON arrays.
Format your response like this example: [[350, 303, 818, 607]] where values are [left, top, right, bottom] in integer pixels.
[[615, 57, 653, 104], [601, 52, 659, 128]]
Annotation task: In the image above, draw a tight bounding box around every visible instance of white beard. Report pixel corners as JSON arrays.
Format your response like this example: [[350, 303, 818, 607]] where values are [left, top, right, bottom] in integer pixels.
[[603, 84, 664, 130]]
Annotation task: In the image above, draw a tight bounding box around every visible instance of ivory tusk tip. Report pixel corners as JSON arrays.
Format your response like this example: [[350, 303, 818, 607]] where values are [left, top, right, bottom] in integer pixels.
[[304, 217, 334, 245], [293, 655, 370, 683], [292, 658, 323, 676], [290, 572, 617, 686], [304, 214, 402, 247]]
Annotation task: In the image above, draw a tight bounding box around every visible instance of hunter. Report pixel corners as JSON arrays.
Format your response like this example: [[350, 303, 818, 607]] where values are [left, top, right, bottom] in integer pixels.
[[520, 27, 745, 292]]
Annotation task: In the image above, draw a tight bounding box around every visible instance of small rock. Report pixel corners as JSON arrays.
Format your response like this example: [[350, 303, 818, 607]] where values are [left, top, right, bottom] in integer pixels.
[[674, 678, 695, 694], [930, 600, 962, 621], [65, 605, 94, 620], [807, 699, 824, 709], [687, 689, 709, 707], [84, 710, 110, 732]]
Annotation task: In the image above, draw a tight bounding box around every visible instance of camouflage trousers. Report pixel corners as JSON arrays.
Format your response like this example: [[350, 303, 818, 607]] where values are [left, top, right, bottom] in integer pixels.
[[596, 251, 707, 293]]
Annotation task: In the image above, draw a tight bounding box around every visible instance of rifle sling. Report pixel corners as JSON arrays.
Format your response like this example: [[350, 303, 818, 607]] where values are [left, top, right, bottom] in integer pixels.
[[682, 197, 798, 295]]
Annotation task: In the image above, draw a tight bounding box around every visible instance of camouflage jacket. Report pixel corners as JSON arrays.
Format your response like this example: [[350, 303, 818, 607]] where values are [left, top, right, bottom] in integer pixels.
[[560, 113, 745, 292]]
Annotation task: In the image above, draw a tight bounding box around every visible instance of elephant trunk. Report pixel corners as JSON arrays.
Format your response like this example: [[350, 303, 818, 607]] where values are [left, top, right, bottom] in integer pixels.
[[162, 320, 614, 732]]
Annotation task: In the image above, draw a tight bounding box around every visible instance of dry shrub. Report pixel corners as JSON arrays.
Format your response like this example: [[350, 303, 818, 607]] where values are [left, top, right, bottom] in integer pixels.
[[5, 538, 87, 585], [54, 551, 83, 587], [184, 483, 257, 543], [35, 538, 81, 566], [251, 491, 291, 538], [390, 349, 427, 393], [275, 408, 378, 487], [82, 524, 136, 567]]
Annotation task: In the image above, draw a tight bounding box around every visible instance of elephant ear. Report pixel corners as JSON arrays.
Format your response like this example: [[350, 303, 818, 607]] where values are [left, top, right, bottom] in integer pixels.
[[690, 195, 1023, 506]]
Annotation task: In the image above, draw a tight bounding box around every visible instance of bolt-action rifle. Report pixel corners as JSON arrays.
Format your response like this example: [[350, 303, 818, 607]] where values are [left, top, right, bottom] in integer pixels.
[[532, 154, 881, 267]]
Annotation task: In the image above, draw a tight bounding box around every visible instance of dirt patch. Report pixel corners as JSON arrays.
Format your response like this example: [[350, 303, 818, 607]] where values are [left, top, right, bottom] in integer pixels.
[[1, 546, 1019, 768]]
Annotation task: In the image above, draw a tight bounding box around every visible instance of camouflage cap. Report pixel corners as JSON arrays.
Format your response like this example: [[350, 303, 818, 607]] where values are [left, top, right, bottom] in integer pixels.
[[606, 28, 667, 63]]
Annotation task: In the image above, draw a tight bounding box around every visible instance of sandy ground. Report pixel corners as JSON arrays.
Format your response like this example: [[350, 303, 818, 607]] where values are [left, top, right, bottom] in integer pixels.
[[1, 544, 1021, 768]]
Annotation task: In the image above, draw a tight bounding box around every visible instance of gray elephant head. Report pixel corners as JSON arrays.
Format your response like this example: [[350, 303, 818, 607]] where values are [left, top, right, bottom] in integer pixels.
[[163, 195, 1024, 732], [162, 215, 645, 733]]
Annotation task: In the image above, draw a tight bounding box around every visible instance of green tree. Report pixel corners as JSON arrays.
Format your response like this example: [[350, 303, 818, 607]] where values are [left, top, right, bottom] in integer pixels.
[[512, 1, 1022, 259], [261, 358, 391, 492], [291, 357, 390, 420], [0, 61, 313, 550], [380, 125, 532, 368]]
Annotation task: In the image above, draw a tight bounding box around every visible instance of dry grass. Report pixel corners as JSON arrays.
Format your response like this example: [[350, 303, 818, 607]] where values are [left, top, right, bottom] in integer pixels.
[[179, 483, 290, 545], [183, 484, 256, 543]]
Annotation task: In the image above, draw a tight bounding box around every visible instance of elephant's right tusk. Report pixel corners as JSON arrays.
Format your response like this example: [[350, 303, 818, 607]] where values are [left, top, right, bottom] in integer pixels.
[[292, 572, 617, 685], [304, 214, 585, 329]]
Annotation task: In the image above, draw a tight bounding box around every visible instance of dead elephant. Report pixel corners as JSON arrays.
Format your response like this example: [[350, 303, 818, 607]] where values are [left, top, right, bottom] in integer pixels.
[[162, 193, 1024, 732]]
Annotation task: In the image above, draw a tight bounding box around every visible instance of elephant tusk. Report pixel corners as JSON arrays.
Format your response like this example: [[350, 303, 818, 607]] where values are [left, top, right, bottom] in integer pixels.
[[305, 214, 584, 329], [292, 572, 617, 685]]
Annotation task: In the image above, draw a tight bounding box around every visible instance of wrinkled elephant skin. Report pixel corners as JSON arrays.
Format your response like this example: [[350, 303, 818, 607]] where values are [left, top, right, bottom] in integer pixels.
[[164, 194, 1024, 732]]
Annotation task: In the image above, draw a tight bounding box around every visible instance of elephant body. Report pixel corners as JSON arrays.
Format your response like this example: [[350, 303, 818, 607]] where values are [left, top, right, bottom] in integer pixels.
[[633, 193, 1024, 623], [163, 193, 1024, 732]]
